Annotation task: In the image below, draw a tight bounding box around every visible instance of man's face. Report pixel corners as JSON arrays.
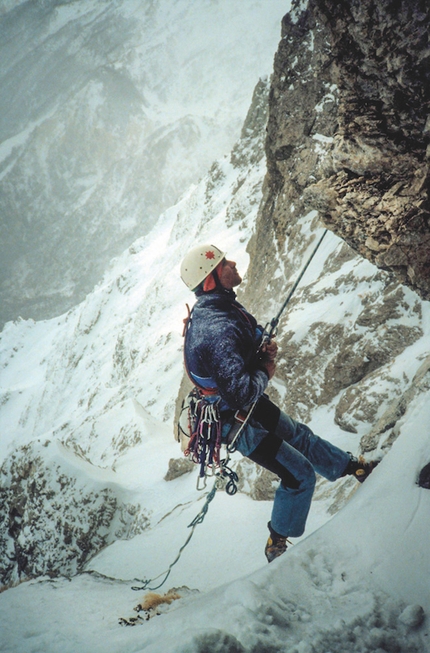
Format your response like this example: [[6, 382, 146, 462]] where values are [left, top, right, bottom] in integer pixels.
[[219, 258, 242, 289]]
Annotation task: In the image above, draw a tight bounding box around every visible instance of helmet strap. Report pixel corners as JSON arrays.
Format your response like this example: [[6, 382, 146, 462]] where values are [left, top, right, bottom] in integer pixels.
[[202, 262, 224, 292]]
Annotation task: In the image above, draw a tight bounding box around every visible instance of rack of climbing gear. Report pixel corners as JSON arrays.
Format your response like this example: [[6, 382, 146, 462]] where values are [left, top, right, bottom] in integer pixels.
[[184, 394, 222, 485], [178, 384, 239, 493]]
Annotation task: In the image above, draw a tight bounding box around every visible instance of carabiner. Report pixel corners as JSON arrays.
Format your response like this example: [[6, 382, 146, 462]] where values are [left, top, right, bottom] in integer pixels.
[[196, 474, 207, 491]]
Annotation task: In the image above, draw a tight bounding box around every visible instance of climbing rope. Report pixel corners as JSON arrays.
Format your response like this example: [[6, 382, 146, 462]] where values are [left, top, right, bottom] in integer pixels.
[[226, 228, 329, 446], [131, 483, 217, 592], [264, 228, 328, 340]]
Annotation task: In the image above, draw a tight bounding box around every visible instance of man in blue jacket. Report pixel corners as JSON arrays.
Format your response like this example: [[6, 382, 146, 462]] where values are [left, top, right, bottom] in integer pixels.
[[180, 244, 378, 562]]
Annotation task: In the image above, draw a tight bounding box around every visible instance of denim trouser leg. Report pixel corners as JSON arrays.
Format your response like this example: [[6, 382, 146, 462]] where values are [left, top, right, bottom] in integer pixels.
[[271, 412, 350, 537], [235, 409, 351, 538], [275, 411, 351, 482], [269, 444, 316, 538]]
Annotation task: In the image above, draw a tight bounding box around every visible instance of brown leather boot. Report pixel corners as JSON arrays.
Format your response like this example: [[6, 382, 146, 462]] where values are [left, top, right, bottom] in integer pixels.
[[264, 522, 289, 562], [344, 455, 380, 483]]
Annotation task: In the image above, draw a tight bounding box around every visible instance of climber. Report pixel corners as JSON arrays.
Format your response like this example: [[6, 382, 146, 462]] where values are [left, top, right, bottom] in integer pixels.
[[180, 244, 378, 563]]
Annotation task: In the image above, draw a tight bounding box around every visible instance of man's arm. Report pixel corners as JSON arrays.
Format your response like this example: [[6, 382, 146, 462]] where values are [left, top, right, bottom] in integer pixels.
[[205, 323, 275, 409]]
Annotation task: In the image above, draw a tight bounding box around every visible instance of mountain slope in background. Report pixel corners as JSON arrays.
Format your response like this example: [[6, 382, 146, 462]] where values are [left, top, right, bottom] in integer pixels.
[[0, 0, 286, 326]]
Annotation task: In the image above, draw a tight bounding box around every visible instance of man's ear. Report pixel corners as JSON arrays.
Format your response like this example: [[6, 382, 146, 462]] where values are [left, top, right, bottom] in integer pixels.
[[203, 273, 217, 292]]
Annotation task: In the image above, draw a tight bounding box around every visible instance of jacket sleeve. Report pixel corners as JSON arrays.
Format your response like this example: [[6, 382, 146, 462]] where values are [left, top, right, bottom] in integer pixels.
[[202, 316, 269, 409]]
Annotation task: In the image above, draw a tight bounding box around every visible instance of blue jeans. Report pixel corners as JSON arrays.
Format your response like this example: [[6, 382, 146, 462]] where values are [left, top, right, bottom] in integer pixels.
[[227, 407, 350, 538]]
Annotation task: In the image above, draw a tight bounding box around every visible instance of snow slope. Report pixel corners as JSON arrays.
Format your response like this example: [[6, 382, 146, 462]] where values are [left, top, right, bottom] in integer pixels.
[[0, 397, 428, 652], [1, 129, 429, 651]]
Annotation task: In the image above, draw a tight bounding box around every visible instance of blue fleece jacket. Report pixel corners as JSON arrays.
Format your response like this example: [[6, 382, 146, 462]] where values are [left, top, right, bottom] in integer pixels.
[[184, 290, 269, 410]]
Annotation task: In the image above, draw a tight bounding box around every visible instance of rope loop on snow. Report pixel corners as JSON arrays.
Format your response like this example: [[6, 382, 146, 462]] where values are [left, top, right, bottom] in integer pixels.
[[131, 481, 219, 592]]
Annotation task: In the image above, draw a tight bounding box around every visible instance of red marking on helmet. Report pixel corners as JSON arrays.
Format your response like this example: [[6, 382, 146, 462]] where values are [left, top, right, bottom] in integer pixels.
[[205, 250, 215, 259]]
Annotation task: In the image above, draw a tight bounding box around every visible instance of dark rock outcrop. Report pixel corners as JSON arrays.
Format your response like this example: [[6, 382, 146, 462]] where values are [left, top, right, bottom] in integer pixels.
[[308, 0, 430, 299], [250, 0, 430, 301], [244, 0, 428, 455], [418, 462, 430, 489]]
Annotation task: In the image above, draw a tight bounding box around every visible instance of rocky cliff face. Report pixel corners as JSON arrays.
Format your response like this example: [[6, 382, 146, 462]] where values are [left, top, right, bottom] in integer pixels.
[[245, 0, 429, 473], [262, 0, 430, 301], [311, 0, 430, 300], [0, 440, 148, 585], [250, 0, 430, 297]]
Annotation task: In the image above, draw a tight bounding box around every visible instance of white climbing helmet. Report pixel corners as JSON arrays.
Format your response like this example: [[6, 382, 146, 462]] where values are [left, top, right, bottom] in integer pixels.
[[180, 244, 225, 291]]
